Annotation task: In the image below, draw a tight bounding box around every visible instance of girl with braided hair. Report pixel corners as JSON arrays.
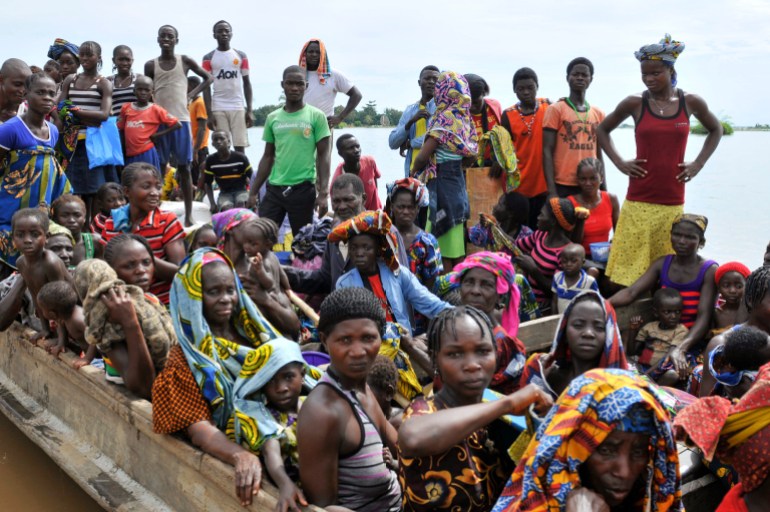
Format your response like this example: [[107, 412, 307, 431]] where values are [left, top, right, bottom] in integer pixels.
[[398, 306, 552, 512]]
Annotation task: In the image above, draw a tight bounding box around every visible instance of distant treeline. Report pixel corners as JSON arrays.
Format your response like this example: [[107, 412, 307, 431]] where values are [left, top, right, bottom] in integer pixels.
[[252, 100, 403, 127]]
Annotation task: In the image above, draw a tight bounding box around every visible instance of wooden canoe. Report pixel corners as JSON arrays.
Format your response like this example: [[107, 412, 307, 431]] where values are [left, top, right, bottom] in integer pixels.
[[0, 323, 323, 512]]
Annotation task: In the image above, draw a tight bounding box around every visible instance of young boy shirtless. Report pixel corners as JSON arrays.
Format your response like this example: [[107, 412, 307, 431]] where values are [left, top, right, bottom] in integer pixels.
[[12, 208, 73, 353], [144, 24, 212, 227], [36, 280, 96, 368]]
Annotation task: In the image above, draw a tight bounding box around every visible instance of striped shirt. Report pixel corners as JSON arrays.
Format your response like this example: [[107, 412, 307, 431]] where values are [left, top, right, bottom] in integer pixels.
[[318, 372, 401, 512], [203, 152, 252, 192], [100, 208, 185, 304], [516, 230, 568, 306], [660, 255, 718, 328], [109, 73, 137, 116], [69, 75, 104, 136], [551, 269, 600, 313]]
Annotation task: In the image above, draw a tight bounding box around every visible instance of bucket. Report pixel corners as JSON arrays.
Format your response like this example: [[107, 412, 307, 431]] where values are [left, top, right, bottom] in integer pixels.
[[302, 351, 330, 367], [589, 242, 611, 263]]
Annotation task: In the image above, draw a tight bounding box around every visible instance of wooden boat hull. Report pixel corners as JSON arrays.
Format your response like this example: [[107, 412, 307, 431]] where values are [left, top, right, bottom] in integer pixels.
[[0, 323, 322, 511]]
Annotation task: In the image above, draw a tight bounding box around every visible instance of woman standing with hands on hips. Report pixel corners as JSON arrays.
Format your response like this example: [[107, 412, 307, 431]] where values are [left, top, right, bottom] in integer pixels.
[[597, 34, 722, 289]]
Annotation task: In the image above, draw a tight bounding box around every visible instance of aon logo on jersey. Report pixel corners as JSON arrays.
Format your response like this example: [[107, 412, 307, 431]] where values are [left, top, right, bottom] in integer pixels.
[[217, 69, 239, 80]]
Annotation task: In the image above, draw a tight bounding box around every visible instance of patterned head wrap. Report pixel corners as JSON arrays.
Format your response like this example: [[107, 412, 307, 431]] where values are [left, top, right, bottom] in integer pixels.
[[525, 290, 628, 378], [415, 71, 478, 182], [674, 361, 770, 492], [495, 369, 681, 512], [386, 177, 429, 209], [48, 221, 75, 245], [715, 261, 751, 285], [47, 38, 80, 61], [211, 208, 257, 249], [634, 34, 685, 64], [169, 248, 317, 451], [327, 210, 400, 273], [672, 213, 707, 235], [451, 251, 522, 338], [298, 38, 330, 85], [549, 197, 575, 231]]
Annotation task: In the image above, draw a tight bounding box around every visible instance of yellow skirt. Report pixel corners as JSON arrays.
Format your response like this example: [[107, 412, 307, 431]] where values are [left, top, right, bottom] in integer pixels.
[[605, 200, 684, 287]]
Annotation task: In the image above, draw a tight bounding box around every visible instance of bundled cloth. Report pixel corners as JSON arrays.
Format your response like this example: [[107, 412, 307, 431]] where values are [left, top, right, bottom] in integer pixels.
[[385, 177, 430, 209], [414, 71, 478, 183], [298, 38, 331, 85], [494, 368, 681, 512], [477, 125, 520, 192], [47, 38, 79, 61], [56, 99, 83, 169], [468, 213, 522, 257], [634, 33, 685, 64], [73, 259, 177, 371], [380, 322, 422, 401], [674, 360, 770, 493], [170, 248, 319, 451], [328, 210, 400, 273], [291, 216, 332, 261]]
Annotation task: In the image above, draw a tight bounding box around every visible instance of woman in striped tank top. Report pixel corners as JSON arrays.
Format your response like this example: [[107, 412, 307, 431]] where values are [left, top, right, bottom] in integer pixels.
[[610, 214, 717, 380], [398, 307, 552, 511], [57, 41, 116, 221], [298, 288, 402, 512], [108, 45, 137, 116]]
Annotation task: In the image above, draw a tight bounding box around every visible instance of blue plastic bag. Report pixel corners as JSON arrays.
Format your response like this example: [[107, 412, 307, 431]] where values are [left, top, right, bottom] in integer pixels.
[[85, 116, 124, 168]]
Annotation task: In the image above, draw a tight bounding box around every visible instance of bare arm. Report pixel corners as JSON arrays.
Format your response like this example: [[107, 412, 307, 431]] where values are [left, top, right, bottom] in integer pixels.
[[242, 75, 254, 128], [399, 385, 551, 457], [596, 96, 648, 178], [298, 393, 341, 507], [143, 60, 154, 80], [187, 420, 262, 507], [610, 193, 620, 231], [151, 120, 182, 141], [608, 257, 663, 307], [410, 135, 438, 176], [262, 438, 307, 512], [183, 56, 213, 100], [314, 137, 331, 217], [329, 86, 362, 127], [248, 143, 275, 207], [677, 94, 723, 182], [542, 129, 558, 197]]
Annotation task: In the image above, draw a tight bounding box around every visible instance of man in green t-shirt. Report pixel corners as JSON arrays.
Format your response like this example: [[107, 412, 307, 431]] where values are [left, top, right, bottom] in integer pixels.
[[249, 65, 331, 235]]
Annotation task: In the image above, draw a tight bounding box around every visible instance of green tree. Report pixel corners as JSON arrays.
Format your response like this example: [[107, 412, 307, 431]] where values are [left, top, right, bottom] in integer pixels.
[[384, 108, 404, 126]]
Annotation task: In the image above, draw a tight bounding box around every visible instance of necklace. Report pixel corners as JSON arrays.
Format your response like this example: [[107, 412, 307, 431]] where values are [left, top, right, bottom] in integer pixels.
[[515, 102, 539, 136], [649, 94, 674, 115], [114, 73, 134, 89], [565, 98, 590, 124]]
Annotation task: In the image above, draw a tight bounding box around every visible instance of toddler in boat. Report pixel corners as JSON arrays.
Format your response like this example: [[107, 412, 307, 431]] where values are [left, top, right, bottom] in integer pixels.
[[629, 288, 689, 386]]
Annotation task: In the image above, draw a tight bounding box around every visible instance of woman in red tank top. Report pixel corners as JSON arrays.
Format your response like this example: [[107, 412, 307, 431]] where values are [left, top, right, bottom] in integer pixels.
[[568, 157, 619, 254], [596, 34, 722, 289]]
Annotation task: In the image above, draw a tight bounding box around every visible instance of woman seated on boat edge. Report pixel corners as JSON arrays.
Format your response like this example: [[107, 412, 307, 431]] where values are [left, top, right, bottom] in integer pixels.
[[152, 248, 318, 508], [520, 290, 629, 401], [494, 368, 682, 512], [609, 213, 717, 389], [397, 306, 552, 512]]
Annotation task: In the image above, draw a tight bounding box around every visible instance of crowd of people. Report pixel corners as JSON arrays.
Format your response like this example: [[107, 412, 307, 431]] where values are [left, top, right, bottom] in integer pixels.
[[0, 24, 768, 512]]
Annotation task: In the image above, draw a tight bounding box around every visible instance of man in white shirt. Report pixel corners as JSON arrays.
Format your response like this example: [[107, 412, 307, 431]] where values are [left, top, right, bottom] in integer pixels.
[[202, 21, 253, 153]]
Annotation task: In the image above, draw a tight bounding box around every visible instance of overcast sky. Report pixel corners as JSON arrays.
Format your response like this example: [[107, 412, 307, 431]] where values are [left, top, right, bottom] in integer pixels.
[[10, 0, 770, 125]]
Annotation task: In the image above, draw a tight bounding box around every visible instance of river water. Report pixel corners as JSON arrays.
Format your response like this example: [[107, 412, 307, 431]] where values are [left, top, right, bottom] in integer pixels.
[[1, 127, 766, 510]]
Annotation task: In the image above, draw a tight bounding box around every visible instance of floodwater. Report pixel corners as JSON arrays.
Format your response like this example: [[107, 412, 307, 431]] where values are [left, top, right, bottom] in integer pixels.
[[0, 412, 102, 510]]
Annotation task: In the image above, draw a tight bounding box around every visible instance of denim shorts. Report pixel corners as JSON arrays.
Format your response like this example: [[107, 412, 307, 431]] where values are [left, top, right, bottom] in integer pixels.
[[427, 158, 469, 238]]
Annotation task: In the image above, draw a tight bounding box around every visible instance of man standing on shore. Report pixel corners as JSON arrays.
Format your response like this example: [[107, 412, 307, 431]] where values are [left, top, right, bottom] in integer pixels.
[[202, 20, 253, 154], [388, 65, 440, 177], [145, 25, 212, 226], [248, 65, 330, 235]]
